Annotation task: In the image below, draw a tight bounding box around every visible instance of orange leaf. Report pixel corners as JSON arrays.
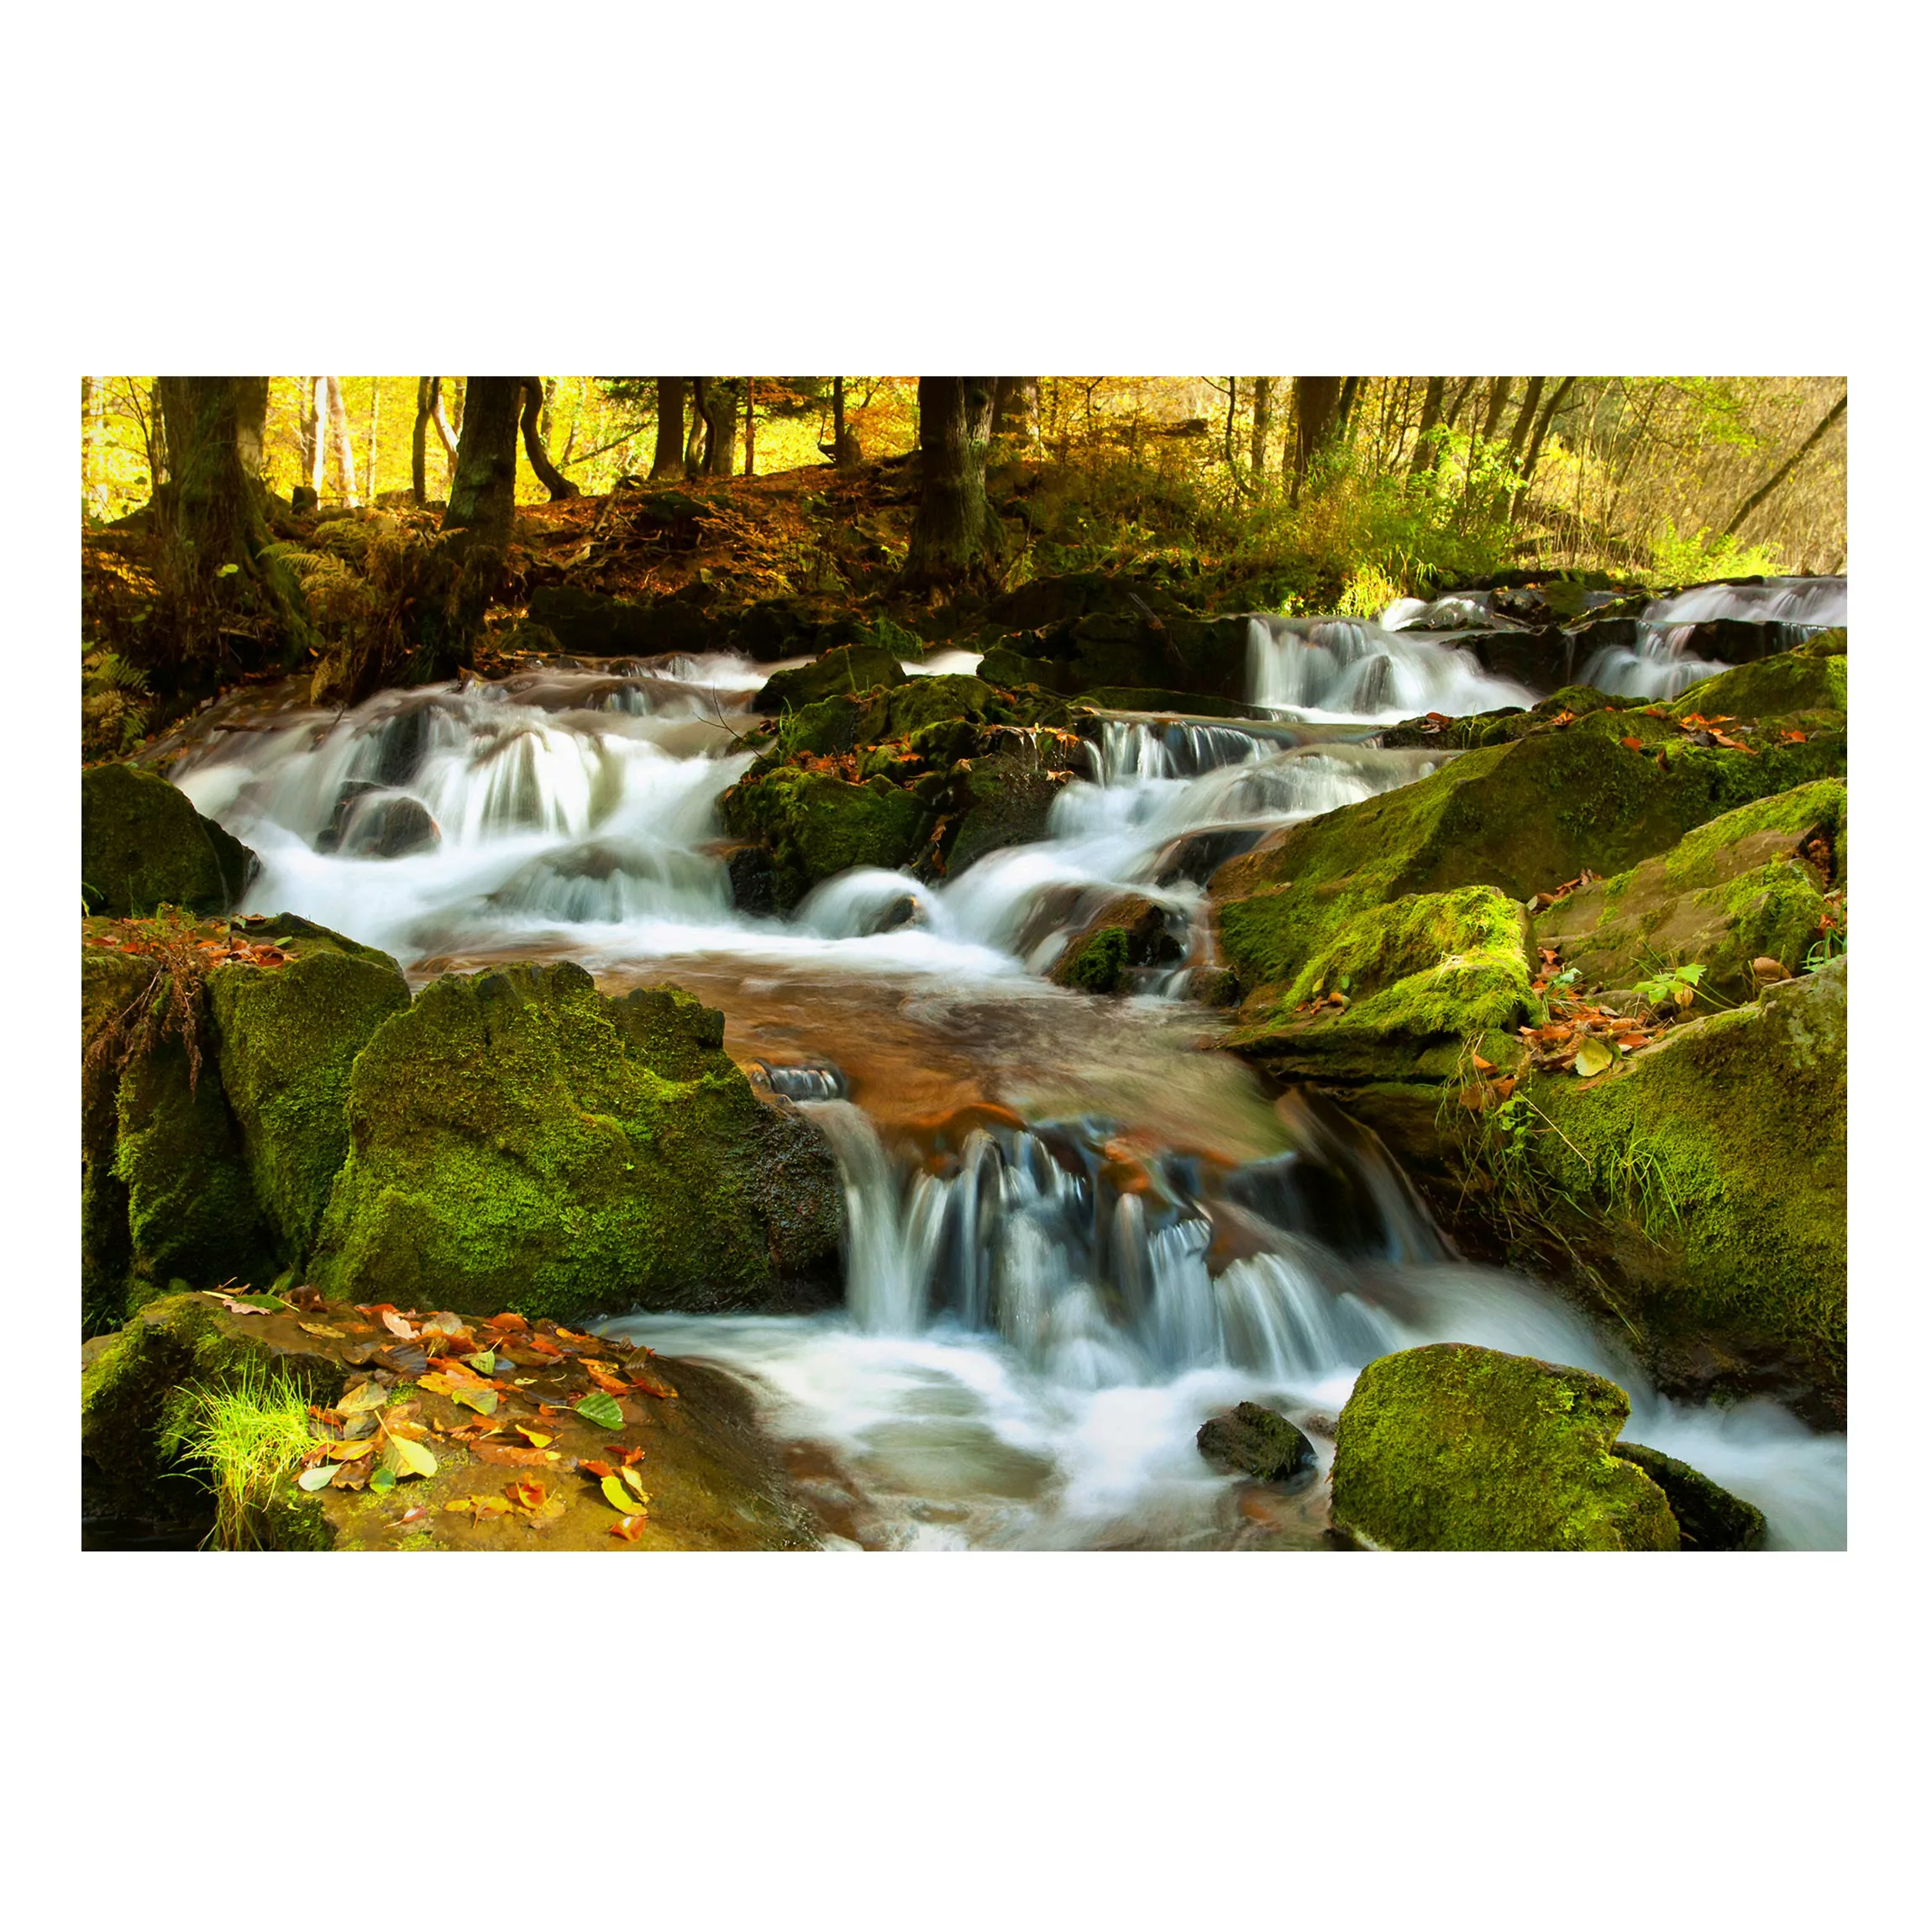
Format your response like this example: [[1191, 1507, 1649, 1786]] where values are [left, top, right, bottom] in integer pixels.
[[580, 1458, 617, 1479], [610, 1515, 649, 1541], [471, 1441, 558, 1467], [583, 1362, 630, 1395], [485, 1311, 530, 1331], [628, 1369, 679, 1400], [1472, 1053, 1494, 1072], [506, 1479, 546, 1511], [1620, 736, 1642, 752], [525, 1334, 564, 1357]]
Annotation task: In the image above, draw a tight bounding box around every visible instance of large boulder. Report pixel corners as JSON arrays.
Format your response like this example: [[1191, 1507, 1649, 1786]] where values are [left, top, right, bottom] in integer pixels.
[[81, 763, 256, 916], [311, 963, 845, 1322], [207, 920, 413, 1263], [1667, 647, 1847, 729], [1329, 1343, 1680, 1551], [752, 643, 909, 713], [978, 612, 1254, 702], [1515, 958, 1847, 1415], [1534, 780, 1844, 1001]]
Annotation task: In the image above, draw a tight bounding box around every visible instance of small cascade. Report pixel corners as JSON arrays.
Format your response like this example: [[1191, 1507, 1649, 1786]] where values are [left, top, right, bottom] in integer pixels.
[[1084, 717, 1268, 784], [1580, 575, 1845, 700], [1247, 614, 1535, 719]]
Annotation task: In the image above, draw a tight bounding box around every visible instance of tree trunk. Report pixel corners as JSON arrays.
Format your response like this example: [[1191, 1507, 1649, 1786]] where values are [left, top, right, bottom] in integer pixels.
[[324, 376, 359, 506], [148, 380, 169, 492], [366, 379, 381, 501], [1443, 376, 1477, 434], [743, 378, 756, 477], [992, 377, 1040, 445], [1250, 377, 1272, 479], [696, 378, 738, 476], [1408, 375, 1446, 477], [903, 376, 1000, 591], [83, 377, 101, 517], [1289, 376, 1346, 504], [443, 376, 522, 545], [519, 377, 580, 499], [1517, 377, 1577, 501], [412, 377, 434, 506], [651, 378, 686, 479], [1508, 378, 1546, 459], [234, 377, 270, 479], [685, 379, 708, 475], [429, 379, 459, 483], [1481, 378, 1512, 441], [1336, 377, 1362, 442], [1723, 391, 1848, 539], [154, 376, 308, 672]]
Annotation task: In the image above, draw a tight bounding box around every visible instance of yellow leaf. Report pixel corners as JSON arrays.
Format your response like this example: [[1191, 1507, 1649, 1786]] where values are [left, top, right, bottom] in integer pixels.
[[338, 1381, 388, 1414], [382, 1434, 438, 1480], [328, 1438, 378, 1460], [600, 1475, 638, 1515]]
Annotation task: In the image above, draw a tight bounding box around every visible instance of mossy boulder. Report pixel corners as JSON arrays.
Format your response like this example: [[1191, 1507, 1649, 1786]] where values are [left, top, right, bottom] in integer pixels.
[[1534, 780, 1844, 1000], [527, 584, 722, 658], [1380, 685, 1636, 751], [1515, 958, 1846, 1415], [945, 732, 1080, 875], [720, 766, 931, 911], [752, 643, 909, 713], [773, 674, 1014, 759], [1224, 885, 1538, 1083], [1329, 1343, 1680, 1551], [1197, 1402, 1316, 1483], [1610, 1442, 1767, 1551], [978, 612, 1254, 702], [1050, 894, 1184, 995], [81, 1291, 345, 1530], [207, 922, 412, 1263], [81, 762, 255, 916], [311, 962, 844, 1322], [1212, 712, 1845, 998], [1668, 651, 1847, 727]]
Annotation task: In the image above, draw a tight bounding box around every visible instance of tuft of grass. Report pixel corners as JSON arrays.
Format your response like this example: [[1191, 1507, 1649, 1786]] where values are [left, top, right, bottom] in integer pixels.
[[160, 1361, 317, 1551]]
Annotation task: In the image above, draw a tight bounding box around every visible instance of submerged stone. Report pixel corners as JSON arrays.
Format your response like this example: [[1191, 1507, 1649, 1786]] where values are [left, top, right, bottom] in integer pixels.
[[1329, 1342, 1679, 1551], [1197, 1402, 1316, 1483]]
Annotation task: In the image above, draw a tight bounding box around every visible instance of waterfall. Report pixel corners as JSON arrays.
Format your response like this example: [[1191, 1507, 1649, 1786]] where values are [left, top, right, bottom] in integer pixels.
[[1247, 614, 1536, 719]]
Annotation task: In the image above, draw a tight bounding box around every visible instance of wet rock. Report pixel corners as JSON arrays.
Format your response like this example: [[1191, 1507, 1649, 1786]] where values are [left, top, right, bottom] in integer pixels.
[[82, 762, 256, 917], [727, 595, 866, 664], [1533, 779, 1844, 1001], [724, 843, 777, 916], [722, 766, 932, 911], [312, 962, 845, 1321], [1611, 1442, 1767, 1551], [978, 612, 1255, 703], [1330, 1343, 1679, 1551], [751, 643, 910, 713], [1197, 1401, 1316, 1483], [1667, 649, 1847, 728], [316, 783, 440, 858], [1049, 894, 1184, 995], [945, 730, 1079, 875], [979, 570, 1193, 633]]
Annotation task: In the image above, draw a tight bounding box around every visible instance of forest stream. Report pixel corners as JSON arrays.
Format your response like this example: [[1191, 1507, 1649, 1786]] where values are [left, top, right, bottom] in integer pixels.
[[159, 607, 1847, 1549]]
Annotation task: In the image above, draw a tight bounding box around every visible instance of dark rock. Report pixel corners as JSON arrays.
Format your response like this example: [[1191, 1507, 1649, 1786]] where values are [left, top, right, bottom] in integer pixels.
[[1196, 1401, 1316, 1483], [528, 584, 722, 659], [751, 643, 910, 713], [1612, 1442, 1767, 1551], [316, 783, 440, 858], [725, 843, 777, 916], [82, 763, 256, 916], [1049, 894, 1184, 994]]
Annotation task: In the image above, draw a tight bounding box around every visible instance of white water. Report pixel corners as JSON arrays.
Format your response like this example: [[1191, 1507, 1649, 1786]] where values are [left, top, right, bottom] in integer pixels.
[[1580, 575, 1845, 701], [167, 627, 1845, 1551]]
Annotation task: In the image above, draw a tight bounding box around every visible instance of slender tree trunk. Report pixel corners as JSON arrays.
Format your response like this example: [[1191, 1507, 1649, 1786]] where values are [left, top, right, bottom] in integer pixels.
[[430, 380, 460, 483], [412, 377, 434, 506], [1223, 377, 1242, 483], [82, 376, 98, 518], [1481, 378, 1512, 441], [1289, 376, 1346, 504], [1723, 391, 1848, 539], [148, 380, 168, 491], [1408, 375, 1446, 477], [992, 377, 1040, 445], [685, 378, 708, 475], [234, 377, 270, 480], [539, 378, 556, 448], [324, 376, 359, 505], [1250, 376, 1272, 480], [1508, 377, 1546, 460], [903, 376, 1000, 591], [743, 378, 756, 476], [443, 377, 522, 545], [830, 375, 849, 465], [1517, 376, 1576, 503], [650, 379, 687, 479], [1335, 377, 1362, 444], [696, 378, 738, 476], [366, 379, 381, 501], [519, 377, 580, 499], [1443, 376, 1477, 434]]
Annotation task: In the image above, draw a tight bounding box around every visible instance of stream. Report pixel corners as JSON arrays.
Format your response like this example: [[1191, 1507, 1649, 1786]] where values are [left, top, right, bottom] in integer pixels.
[[170, 613, 1847, 1549]]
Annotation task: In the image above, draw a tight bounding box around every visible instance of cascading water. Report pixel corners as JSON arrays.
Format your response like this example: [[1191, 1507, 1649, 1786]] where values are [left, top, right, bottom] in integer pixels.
[[1579, 575, 1845, 701], [165, 626, 1845, 1550]]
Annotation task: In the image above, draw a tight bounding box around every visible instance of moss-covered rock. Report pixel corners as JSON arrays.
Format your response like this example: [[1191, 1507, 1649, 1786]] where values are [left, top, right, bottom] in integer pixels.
[[81, 762, 255, 916], [752, 643, 909, 714], [1224, 885, 1538, 1083], [978, 612, 1254, 702], [1049, 894, 1184, 995], [1514, 958, 1846, 1414], [82, 947, 153, 1332], [1534, 780, 1844, 999], [1380, 685, 1636, 751], [311, 962, 843, 1322], [207, 925, 412, 1263], [1668, 651, 1847, 727], [80, 1291, 345, 1528], [1197, 1402, 1315, 1483], [1213, 712, 1845, 997], [945, 732, 1081, 875], [720, 766, 932, 911], [1610, 1442, 1767, 1551], [1329, 1343, 1680, 1551]]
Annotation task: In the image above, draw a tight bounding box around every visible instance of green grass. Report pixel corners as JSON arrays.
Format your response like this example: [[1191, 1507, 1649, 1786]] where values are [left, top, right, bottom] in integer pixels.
[[160, 1360, 316, 1550]]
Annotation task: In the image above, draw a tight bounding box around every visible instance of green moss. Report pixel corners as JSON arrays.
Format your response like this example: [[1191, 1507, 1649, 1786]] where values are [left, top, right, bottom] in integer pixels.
[[1225, 887, 1539, 1082], [1536, 780, 1845, 996], [1610, 1442, 1767, 1551], [207, 941, 412, 1262], [1520, 959, 1846, 1410], [721, 766, 931, 910], [311, 963, 843, 1322], [1215, 721, 1846, 995], [81, 762, 255, 916], [754, 643, 909, 712], [1329, 1342, 1680, 1551], [1669, 652, 1848, 725], [1058, 926, 1132, 994]]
